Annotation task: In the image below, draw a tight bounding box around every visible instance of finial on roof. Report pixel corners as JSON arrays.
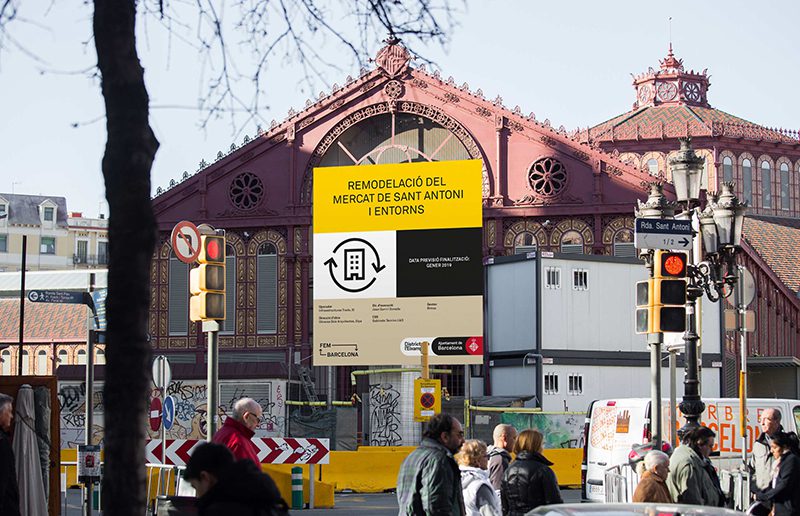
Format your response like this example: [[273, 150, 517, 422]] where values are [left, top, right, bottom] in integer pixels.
[[374, 36, 411, 78]]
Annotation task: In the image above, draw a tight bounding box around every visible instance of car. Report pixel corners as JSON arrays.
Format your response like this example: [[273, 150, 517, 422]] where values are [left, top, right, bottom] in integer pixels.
[[527, 502, 745, 516]]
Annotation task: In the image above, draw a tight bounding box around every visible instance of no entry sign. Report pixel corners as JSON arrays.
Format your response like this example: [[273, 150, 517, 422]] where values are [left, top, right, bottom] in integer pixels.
[[149, 397, 162, 432]]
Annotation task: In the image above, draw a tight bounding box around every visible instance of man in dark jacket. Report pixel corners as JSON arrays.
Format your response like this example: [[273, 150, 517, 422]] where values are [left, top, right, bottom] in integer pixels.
[[397, 413, 465, 515], [0, 393, 20, 516], [183, 442, 288, 516], [213, 397, 262, 464]]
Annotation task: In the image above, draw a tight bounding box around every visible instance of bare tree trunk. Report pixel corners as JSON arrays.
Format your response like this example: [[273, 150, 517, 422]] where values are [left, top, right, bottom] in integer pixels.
[[93, 1, 158, 514]]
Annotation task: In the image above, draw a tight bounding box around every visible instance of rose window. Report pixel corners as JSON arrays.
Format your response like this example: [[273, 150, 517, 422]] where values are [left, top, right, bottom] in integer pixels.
[[637, 85, 652, 104], [528, 157, 567, 198], [229, 172, 264, 210], [657, 82, 678, 102], [682, 82, 701, 102]]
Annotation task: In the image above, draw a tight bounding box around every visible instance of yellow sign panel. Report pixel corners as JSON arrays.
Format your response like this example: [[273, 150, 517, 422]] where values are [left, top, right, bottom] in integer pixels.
[[313, 160, 483, 233], [414, 378, 442, 422]]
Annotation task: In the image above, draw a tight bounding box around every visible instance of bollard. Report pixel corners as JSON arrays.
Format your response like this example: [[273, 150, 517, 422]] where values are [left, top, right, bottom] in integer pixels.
[[291, 466, 304, 509]]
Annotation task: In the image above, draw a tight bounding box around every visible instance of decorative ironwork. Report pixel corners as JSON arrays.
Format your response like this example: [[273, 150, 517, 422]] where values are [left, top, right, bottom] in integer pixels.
[[383, 80, 404, 99], [528, 157, 567, 198], [229, 172, 265, 211], [656, 81, 678, 102]]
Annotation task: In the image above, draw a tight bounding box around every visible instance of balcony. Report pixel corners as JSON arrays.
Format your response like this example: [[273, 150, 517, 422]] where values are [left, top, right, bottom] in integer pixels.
[[73, 254, 109, 267]]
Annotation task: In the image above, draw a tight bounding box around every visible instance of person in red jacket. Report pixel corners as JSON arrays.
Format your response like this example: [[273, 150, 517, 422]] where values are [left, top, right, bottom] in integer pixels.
[[212, 398, 262, 465]]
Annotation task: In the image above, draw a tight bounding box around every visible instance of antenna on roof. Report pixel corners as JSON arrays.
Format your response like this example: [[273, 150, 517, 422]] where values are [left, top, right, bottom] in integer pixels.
[[668, 16, 673, 54]]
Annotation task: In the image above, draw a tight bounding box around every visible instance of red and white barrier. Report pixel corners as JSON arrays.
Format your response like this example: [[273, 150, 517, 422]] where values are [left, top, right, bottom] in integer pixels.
[[146, 437, 330, 466]]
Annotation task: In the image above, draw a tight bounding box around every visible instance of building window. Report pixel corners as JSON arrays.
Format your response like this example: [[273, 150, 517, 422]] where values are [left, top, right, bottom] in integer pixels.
[[762, 161, 772, 208], [560, 230, 584, 255], [77, 349, 86, 365], [96, 349, 105, 365], [76, 240, 88, 264], [568, 373, 583, 395], [544, 373, 559, 394], [780, 163, 790, 210], [57, 349, 68, 366], [545, 267, 561, 289], [98, 241, 109, 265], [0, 204, 6, 219], [168, 255, 189, 335], [40, 236, 55, 254], [742, 159, 752, 204], [36, 350, 47, 375], [613, 229, 635, 258], [514, 232, 537, 255], [646, 158, 659, 175], [572, 269, 588, 291], [257, 243, 278, 333], [221, 245, 236, 334], [0, 235, 6, 253], [22, 350, 29, 374], [0, 350, 9, 375], [722, 156, 733, 183], [43, 206, 54, 221]]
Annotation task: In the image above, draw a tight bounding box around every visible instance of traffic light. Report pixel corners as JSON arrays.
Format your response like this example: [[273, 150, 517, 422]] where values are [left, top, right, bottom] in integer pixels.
[[635, 251, 688, 334], [190, 234, 226, 321]]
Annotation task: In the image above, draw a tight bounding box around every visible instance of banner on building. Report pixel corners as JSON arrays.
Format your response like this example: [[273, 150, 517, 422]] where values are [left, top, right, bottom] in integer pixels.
[[313, 160, 484, 365]]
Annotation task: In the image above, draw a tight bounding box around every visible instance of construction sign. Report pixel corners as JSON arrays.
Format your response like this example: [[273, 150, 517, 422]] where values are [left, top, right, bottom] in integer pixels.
[[414, 378, 442, 422], [312, 160, 484, 365]]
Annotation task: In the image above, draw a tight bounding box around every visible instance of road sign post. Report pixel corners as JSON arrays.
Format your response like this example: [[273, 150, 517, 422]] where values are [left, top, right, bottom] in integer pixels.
[[152, 356, 172, 465], [634, 218, 693, 251]]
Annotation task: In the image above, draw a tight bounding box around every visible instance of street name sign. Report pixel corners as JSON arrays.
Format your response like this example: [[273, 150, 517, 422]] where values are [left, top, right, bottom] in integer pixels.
[[634, 218, 693, 251]]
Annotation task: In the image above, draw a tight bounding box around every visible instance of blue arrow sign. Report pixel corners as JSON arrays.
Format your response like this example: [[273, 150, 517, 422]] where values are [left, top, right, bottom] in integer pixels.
[[163, 395, 176, 430]]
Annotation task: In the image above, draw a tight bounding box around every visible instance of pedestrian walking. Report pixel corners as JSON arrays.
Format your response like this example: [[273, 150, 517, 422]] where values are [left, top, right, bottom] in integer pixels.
[[487, 424, 517, 492], [455, 439, 502, 516], [397, 413, 466, 515], [0, 393, 20, 516], [666, 426, 724, 507], [213, 398, 262, 464], [632, 450, 673, 503], [749, 408, 784, 491], [501, 429, 562, 515], [183, 442, 288, 516], [754, 431, 800, 516]]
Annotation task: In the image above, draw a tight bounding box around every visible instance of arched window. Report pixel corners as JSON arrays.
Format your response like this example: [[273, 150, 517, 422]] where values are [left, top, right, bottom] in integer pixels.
[[646, 159, 659, 176], [77, 349, 87, 365], [1, 350, 10, 375], [780, 163, 790, 210], [257, 243, 278, 333], [761, 161, 772, 208], [742, 159, 753, 204], [722, 156, 733, 183], [560, 230, 584, 255], [95, 349, 106, 365], [514, 232, 537, 255], [36, 350, 47, 375], [57, 349, 68, 366], [168, 254, 189, 335], [221, 244, 236, 334], [613, 230, 636, 258], [21, 350, 29, 374]]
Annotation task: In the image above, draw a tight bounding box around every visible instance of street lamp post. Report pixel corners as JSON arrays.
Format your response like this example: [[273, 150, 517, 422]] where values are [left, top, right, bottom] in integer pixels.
[[668, 138, 747, 436]]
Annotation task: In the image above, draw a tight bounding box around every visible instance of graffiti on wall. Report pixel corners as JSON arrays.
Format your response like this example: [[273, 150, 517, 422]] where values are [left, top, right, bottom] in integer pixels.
[[368, 382, 402, 446], [500, 412, 584, 449], [58, 379, 286, 449]]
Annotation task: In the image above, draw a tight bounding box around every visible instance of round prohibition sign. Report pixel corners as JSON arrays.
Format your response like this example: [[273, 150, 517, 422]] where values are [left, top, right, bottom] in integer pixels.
[[170, 220, 202, 264], [420, 392, 436, 409]]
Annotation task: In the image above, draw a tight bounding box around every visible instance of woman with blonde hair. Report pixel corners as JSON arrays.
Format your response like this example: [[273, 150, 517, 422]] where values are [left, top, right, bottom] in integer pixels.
[[501, 429, 562, 515], [455, 439, 502, 516]]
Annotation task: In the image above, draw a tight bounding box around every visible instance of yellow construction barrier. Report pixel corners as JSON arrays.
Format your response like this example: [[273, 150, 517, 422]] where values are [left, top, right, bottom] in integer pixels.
[[261, 464, 335, 508]]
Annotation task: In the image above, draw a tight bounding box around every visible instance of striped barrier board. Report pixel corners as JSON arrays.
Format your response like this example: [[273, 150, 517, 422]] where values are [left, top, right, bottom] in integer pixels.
[[146, 437, 330, 466]]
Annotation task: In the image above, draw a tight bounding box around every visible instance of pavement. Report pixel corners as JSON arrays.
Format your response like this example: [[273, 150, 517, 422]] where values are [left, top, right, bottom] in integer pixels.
[[302, 488, 582, 514]]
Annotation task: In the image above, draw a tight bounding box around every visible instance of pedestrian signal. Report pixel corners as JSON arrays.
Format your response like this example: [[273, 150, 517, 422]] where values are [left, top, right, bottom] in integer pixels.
[[190, 234, 226, 321]]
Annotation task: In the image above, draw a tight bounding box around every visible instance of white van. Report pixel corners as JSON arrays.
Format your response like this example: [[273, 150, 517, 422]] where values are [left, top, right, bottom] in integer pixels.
[[581, 397, 800, 502]]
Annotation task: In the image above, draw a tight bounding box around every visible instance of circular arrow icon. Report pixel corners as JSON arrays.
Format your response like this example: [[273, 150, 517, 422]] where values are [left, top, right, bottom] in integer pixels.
[[324, 237, 386, 293]]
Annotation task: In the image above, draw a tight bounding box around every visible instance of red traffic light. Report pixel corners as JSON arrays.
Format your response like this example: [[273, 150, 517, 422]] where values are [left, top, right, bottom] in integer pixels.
[[656, 251, 687, 278], [199, 235, 226, 264]]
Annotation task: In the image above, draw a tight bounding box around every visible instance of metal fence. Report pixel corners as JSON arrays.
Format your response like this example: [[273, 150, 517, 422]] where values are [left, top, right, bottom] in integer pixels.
[[604, 463, 639, 503]]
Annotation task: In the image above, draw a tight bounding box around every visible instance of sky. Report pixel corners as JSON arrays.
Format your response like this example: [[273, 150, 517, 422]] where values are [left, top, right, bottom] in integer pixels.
[[1, 1, 798, 216]]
